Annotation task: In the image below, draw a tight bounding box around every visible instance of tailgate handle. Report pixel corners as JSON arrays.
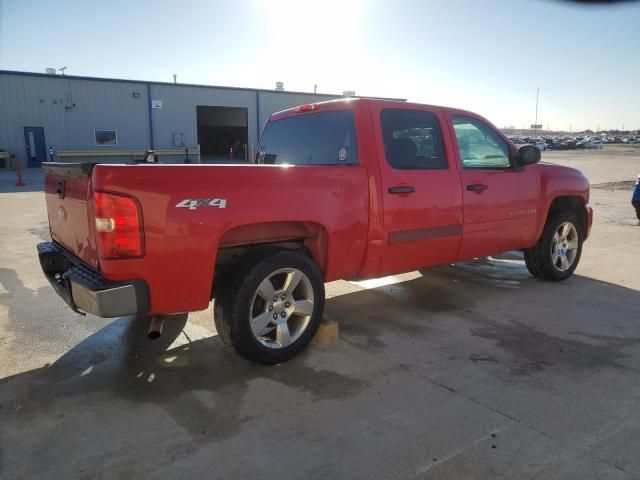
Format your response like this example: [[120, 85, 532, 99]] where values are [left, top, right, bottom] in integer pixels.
[[56, 180, 65, 199], [389, 186, 415, 194]]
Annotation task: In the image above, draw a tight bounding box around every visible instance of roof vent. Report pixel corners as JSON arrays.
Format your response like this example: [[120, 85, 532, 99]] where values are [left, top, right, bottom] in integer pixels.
[[45, 68, 57, 75], [275, 82, 284, 91]]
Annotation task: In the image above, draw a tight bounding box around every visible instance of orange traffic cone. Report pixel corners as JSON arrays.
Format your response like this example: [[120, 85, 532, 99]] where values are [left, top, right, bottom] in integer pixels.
[[15, 156, 25, 187]]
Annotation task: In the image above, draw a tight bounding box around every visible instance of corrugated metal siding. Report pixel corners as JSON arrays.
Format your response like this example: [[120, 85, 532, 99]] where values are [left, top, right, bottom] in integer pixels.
[[150, 84, 256, 152], [0, 72, 344, 166], [1, 74, 66, 163], [0, 74, 150, 163], [61, 78, 150, 150]]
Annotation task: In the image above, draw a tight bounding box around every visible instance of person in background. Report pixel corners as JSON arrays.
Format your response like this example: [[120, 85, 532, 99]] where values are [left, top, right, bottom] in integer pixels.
[[632, 174, 640, 221]]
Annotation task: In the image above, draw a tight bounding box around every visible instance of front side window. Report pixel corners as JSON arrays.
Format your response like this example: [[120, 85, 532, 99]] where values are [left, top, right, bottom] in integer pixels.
[[95, 130, 117, 146], [380, 109, 447, 170], [257, 110, 358, 166], [452, 116, 510, 168]]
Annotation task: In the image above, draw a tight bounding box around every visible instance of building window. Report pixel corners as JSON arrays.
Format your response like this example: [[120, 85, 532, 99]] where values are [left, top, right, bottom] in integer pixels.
[[94, 130, 117, 146]]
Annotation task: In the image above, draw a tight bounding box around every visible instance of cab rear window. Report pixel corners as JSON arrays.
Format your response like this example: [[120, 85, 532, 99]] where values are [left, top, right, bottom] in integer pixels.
[[257, 110, 358, 166]]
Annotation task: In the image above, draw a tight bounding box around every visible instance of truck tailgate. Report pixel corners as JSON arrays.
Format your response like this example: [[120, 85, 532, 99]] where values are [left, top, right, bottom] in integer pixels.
[[43, 163, 99, 268]]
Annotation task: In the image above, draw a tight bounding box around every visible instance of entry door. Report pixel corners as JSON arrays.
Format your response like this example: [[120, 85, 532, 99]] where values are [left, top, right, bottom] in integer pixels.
[[447, 113, 540, 259], [373, 106, 464, 276], [24, 127, 47, 167]]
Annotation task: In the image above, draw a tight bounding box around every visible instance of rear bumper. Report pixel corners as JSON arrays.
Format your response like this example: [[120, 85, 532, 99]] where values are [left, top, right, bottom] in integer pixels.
[[584, 204, 593, 240], [37, 242, 149, 318]]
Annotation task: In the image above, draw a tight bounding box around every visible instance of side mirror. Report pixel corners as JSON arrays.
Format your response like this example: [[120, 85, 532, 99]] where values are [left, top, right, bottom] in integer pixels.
[[517, 145, 541, 166]]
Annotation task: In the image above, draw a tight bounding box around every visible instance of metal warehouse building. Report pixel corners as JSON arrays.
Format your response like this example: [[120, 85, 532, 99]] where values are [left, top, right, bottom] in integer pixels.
[[0, 70, 396, 168]]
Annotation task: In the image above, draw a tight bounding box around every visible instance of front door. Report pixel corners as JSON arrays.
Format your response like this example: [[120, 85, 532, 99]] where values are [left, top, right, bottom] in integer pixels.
[[447, 113, 540, 259], [374, 106, 464, 276], [23, 127, 47, 167]]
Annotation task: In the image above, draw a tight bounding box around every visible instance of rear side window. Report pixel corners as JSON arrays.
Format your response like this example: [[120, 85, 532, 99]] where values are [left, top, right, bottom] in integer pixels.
[[257, 110, 358, 166], [380, 109, 447, 170]]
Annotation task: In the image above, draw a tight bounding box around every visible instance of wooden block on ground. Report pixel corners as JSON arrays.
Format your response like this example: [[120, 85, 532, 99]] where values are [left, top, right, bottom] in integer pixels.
[[312, 319, 339, 346]]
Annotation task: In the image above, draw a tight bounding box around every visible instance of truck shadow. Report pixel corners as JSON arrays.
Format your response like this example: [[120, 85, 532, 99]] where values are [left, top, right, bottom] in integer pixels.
[[1, 253, 639, 476], [0, 272, 370, 453]]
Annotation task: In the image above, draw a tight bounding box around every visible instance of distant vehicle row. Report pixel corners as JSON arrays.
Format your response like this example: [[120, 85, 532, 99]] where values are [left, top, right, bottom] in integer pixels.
[[512, 137, 603, 151], [510, 134, 640, 150]]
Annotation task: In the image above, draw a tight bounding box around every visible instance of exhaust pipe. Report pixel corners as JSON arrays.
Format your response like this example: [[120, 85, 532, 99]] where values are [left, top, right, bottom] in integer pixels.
[[148, 316, 164, 340]]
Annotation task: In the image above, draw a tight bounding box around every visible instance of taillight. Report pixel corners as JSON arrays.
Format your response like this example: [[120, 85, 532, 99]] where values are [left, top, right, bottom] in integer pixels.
[[93, 191, 144, 259]]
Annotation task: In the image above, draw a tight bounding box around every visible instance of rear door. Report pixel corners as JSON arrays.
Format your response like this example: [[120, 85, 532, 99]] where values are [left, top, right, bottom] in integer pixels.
[[446, 112, 540, 259], [43, 163, 99, 268], [373, 105, 463, 275]]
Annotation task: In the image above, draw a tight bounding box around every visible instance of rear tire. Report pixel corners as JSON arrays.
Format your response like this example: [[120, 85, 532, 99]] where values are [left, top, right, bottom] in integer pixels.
[[214, 250, 325, 364], [524, 211, 583, 281]]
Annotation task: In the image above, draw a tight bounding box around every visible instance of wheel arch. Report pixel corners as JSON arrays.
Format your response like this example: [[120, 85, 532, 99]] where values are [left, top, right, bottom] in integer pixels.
[[544, 195, 587, 236], [211, 221, 328, 298]]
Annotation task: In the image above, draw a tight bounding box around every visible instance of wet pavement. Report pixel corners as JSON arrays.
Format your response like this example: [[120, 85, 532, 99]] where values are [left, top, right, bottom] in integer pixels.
[[1, 147, 639, 479]]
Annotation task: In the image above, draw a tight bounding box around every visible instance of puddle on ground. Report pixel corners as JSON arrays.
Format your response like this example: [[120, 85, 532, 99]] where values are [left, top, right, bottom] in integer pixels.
[[468, 316, 633, 377], [451, 253, 529, 289]]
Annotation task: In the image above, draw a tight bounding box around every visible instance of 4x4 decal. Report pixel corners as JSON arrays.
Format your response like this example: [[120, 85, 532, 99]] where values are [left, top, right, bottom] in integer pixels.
[[176, 198, 227, 210]]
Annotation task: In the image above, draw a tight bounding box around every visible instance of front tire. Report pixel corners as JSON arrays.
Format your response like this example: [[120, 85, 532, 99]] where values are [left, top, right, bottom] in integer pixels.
[[215, 250, 325, 364], [524, 211, 583, 281]]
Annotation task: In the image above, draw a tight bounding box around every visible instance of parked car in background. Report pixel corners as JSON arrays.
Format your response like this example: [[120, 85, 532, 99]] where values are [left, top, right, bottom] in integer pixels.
[[534, 140, 546, 151], [547, 140, 564, 150], [584, 139, 603, 149]]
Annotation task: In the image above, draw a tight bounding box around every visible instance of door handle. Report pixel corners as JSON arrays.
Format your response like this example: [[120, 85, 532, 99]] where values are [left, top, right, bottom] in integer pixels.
[[389, 186, 415, 194], [467, 183, 488, 192]]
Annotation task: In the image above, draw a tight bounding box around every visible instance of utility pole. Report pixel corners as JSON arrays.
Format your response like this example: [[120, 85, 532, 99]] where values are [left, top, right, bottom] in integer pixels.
[[534, 86, 540, 137]]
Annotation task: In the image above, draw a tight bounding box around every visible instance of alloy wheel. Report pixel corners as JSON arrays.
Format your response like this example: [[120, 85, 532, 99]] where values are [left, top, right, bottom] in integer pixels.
[[249, 268, 314, 349]]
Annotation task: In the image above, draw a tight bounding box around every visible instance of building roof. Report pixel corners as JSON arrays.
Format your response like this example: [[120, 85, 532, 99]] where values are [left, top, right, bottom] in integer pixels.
[[0, 69, 405, 101]]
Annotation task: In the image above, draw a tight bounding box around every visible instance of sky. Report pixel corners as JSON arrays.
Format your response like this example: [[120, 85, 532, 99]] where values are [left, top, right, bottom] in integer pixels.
[[1, 0, 639, 131]]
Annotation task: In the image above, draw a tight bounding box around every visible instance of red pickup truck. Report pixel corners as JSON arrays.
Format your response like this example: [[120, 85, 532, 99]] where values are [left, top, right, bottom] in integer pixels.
[[38, 98, 592, 363]]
